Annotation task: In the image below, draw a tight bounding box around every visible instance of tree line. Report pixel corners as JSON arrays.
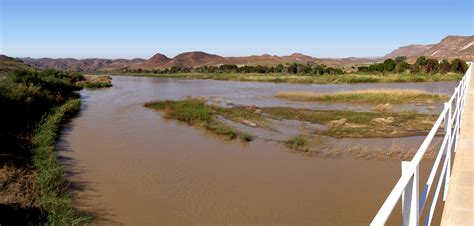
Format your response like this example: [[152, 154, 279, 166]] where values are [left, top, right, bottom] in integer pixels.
[[121, 56, 468, 76], [125, 63, 344, 75], [357, 56, 468, 74]]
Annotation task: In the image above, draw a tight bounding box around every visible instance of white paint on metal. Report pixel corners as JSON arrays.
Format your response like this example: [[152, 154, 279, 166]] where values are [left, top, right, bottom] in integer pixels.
[[370, 62, 473, 226]]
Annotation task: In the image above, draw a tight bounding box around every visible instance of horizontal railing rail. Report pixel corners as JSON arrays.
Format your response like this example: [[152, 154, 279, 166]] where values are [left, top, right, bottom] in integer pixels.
[[371, 62, 473, 226]]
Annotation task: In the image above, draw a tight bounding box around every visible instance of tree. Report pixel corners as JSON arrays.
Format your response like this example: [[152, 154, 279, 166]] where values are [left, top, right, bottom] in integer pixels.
[[412, 56, 427, 73], [395, 61, 411, 73], [357, 66, 369, 72], [274, 64, 284, 73], [394, 56, 407, 64], [301, 64, 313, 74], [287, 63, 298, 74], [383, 59, 396, 72], [439, 59, 451, 73], [415, 56, 427, 66], [424, 59, 439, 74], [451, 59, 468, 73]]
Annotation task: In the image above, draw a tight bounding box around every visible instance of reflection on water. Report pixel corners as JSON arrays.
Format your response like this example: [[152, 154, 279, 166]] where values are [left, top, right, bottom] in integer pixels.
[[57, 76, 450, 225]]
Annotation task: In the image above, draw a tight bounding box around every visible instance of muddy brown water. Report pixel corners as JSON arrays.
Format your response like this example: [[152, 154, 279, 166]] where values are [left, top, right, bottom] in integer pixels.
[[57, 76, 453, 225]]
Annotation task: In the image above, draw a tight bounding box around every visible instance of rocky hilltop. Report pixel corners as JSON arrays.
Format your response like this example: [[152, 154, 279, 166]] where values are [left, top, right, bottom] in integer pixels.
[[385, 35, 474, 59]]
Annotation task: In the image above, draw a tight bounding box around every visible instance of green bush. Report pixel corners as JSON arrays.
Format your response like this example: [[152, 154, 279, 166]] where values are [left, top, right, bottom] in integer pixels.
[[0, 68, 88, 224], [0, 69, 81, 155]]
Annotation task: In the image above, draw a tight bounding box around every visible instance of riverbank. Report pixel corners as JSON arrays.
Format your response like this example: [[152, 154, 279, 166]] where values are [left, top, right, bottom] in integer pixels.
[[0, 68, 108, 224], [99, 72, 462, 84], [32, 98, 89, 224], [0, 99, 87, 225]]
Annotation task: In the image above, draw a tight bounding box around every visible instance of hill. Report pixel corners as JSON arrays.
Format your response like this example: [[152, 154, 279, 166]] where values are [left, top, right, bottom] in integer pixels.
[[21, 57, 146, 72], [0, 54, 34, 76], [136, 52, 374, 69], [14, 35, 474, 72], [385, 35, 474, 59]]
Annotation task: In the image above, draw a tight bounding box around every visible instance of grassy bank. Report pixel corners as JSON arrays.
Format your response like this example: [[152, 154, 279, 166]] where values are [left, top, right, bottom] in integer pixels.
[[145, 98, 437, 139], [0, 69, 89, 224], [145, 99, 254, 141], [107, 72, 462, 84], [32, 98, 89, 224], [275, 89, 448, 104]]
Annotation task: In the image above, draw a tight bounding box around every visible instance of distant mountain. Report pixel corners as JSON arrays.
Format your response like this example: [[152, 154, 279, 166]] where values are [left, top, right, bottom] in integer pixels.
[[14, 35, 473, 72], [225, 53, 315, 66], [0, 54, 34, 76], [136, 53, 171, 68], [135, 52, 374, 69], [385, 35, 474, 59], [21, 57, 146, 71]]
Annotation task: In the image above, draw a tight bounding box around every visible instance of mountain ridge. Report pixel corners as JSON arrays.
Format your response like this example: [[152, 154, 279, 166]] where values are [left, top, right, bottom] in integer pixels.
[[385, 35, 474, 59], [16, 35, 474, 72]]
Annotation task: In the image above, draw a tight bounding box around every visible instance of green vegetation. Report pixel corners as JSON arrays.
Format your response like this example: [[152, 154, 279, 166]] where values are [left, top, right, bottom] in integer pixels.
[[275, 89, 448, 104], [75, 75, 112, 89], [357, 56, 468, 74], [104, 56, 466, 84], [145, 99, 437, 139], [125, 63, 344, 75], [144, 99, 255, 142], [285, 135, 316, 153], [0, 69, 82, 153], [113, 71, 462, 84], [32, 98, 89, 225], [0, 68, 88, 223]]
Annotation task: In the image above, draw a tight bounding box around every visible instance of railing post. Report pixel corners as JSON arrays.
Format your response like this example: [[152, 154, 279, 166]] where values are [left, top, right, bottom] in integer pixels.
[[402, 161, 412, 226], [443, 102, 452, 201], [455, 88, 461, 152], [412, 164, 419, 226], [401, 161, 419, 226]]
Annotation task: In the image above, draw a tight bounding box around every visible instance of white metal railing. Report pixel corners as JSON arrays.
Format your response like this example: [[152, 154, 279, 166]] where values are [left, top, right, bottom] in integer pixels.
[[371, 62, 473, 226]]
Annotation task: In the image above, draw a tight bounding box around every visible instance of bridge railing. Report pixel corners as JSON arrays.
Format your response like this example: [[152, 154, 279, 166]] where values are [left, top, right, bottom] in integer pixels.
[[370, 62, 473, 226]]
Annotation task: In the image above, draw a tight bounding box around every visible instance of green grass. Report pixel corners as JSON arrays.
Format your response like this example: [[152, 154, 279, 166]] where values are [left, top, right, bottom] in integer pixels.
[[144, 99, 254, 142], [275, 89, 448, 104], [31, 98, 90, 225], [285, 135, 315, 152], [78, 81, 112, 89], [107, 72, 462, 84]]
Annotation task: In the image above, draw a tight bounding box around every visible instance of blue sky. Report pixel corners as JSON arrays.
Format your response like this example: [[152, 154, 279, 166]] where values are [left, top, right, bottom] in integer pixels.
[[1, 0, 472, 59]]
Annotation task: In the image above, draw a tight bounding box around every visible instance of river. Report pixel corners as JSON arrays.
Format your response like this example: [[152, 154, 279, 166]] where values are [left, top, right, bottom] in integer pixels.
[[57, 76, 454, 225]]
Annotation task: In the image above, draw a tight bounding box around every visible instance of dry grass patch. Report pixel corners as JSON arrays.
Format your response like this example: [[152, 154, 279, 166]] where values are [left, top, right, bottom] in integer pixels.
[[275, 89, 448, 104]]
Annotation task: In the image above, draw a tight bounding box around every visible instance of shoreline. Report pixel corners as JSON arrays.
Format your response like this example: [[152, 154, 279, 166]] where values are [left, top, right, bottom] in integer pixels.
[[85, 72, 463, 84]]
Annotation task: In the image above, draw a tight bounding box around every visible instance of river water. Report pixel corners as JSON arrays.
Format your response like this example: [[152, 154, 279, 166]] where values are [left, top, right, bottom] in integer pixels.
[[57, 76, 454, 225]]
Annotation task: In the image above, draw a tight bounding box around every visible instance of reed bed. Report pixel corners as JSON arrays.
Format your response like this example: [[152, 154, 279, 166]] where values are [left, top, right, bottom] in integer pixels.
[[275, 89, 448, 104]]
